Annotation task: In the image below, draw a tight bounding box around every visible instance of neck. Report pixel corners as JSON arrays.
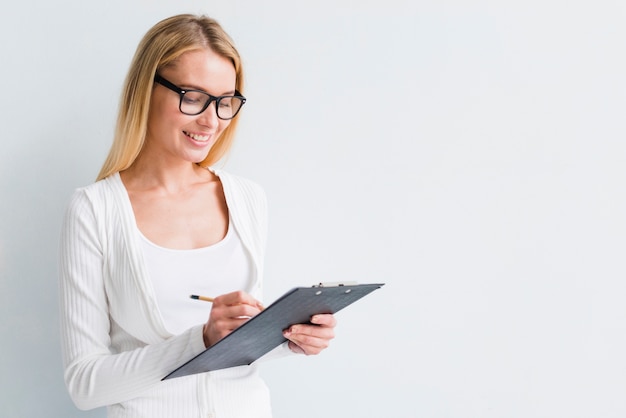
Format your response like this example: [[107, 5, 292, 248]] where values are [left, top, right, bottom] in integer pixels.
[[120, 152, 213, 195]]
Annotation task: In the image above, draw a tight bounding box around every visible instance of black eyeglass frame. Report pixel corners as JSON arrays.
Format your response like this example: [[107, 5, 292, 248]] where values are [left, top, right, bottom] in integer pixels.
[[153, 74, 246, 120]]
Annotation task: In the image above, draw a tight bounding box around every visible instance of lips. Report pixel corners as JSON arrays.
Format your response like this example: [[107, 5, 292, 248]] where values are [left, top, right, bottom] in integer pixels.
[[183, 131, 211, 142]]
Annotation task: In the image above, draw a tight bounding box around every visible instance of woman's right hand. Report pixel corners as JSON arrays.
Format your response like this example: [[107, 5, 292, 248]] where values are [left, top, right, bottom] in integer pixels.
[[202, 291, 264, 347]]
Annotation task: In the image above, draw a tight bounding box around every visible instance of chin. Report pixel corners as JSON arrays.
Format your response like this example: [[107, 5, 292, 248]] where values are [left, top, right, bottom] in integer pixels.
[[190, 150, 212, 165]]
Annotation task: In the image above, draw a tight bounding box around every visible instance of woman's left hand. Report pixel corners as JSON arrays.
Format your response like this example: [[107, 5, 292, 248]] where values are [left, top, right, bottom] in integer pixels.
[[283, 314, 337, 355]]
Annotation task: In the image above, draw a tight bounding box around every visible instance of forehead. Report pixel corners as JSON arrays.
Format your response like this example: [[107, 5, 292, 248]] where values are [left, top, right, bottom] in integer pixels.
[[164, 49, 236, 92]]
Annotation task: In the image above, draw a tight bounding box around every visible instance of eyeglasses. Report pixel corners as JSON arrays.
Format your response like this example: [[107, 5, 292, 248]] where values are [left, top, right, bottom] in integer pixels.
[[153, 74, 246, 120]]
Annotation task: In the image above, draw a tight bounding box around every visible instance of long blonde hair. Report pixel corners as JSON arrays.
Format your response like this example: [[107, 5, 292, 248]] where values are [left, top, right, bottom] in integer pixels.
[[97, 14, 244, 181]]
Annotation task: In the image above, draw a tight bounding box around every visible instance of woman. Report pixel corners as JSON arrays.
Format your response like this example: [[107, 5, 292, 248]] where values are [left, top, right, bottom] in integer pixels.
[[59, 14, 336, 417]]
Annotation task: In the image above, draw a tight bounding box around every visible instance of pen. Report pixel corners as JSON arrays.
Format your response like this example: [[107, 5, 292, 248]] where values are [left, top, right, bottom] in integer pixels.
[[190, 294, 214, 303]]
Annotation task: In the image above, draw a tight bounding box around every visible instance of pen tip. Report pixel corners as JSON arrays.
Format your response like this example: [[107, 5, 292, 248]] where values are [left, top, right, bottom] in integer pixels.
[[190, 295, 199, 299]]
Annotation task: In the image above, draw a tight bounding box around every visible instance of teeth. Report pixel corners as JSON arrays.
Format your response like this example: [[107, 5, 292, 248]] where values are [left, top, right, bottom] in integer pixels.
[[184, 131, 210, 142]]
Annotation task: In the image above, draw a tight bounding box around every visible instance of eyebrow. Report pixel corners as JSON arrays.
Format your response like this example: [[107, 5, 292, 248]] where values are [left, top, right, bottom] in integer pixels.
[[180, 82, 236, 96]]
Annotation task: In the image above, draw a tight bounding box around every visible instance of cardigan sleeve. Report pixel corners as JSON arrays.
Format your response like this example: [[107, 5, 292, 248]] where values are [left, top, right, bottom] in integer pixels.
[[58, 189, 207, 410]]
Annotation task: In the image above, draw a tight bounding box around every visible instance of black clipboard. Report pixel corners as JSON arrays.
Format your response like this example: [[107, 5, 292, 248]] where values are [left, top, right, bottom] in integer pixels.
[[163, 282, 384, 380]]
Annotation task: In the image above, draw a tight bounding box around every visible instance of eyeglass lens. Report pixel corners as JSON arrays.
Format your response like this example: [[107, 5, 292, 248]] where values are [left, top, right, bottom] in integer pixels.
[[180, 91, 244, 119]]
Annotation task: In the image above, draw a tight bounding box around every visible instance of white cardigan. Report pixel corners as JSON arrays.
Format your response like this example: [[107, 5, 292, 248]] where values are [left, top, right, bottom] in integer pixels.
[[58, 170, 282, 418]]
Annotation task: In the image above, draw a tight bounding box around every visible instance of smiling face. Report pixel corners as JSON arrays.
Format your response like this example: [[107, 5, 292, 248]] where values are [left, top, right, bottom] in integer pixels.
[[143, 48, 237, 165]]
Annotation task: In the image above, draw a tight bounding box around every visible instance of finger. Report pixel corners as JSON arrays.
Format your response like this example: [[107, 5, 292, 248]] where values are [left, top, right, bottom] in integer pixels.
[[286, 333, 332, 349], [284, 333, 331, 355], [287, 341, 306, 355], [310, 314, 337, 327], [285, 323, 336, 340], [221, 303, 262, 319], [283, 325, 335, 355], [214, 290, 264, 310], [211, 316, 250, 332]]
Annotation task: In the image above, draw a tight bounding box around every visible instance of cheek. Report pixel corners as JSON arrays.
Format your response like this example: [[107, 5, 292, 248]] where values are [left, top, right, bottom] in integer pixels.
[[147, 107, 187, 136], [147, 93, 187, 132], [216, 119, 232, 136]]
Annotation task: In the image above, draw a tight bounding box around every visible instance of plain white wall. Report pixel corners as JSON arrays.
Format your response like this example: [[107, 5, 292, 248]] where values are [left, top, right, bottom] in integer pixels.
[[2, 1, 626, 417]]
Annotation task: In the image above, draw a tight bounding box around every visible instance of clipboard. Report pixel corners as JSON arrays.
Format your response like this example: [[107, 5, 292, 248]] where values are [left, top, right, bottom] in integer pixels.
[[163, 282, 384, 380]]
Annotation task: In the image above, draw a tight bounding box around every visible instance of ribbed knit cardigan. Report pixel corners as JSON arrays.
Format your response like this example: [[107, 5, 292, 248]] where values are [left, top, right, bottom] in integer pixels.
[[58, 170, 281, 418]]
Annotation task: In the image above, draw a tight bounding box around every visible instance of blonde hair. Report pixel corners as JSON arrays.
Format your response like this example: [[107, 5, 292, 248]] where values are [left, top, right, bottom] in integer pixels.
[[97, 14, 244, 181]]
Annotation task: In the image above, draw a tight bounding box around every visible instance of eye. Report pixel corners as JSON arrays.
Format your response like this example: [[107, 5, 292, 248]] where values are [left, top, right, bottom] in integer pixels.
[[219, 97, 233, 108], [182, 91, 208, 105]]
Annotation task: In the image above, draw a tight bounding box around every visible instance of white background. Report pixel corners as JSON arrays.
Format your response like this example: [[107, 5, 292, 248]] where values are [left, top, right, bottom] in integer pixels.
[[1, 1, 626, 417]]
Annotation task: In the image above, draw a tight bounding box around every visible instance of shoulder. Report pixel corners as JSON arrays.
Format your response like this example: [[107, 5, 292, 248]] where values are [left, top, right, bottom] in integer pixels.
[[63, 173, 124, 221], [67, 174, 119, 204], [212, 168, 264, 193], [212, 169, 267, 208]]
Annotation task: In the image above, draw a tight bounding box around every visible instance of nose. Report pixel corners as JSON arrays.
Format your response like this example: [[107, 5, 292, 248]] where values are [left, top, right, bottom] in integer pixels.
[[196, 100, 219, 127]]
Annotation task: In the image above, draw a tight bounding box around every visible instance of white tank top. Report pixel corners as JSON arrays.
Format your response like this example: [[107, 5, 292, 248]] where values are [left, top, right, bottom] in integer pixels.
[[139, 224, 252, 335]]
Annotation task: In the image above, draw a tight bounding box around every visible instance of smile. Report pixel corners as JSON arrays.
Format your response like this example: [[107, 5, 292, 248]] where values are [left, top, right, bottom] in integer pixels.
[[183, 131, 210, 142]]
